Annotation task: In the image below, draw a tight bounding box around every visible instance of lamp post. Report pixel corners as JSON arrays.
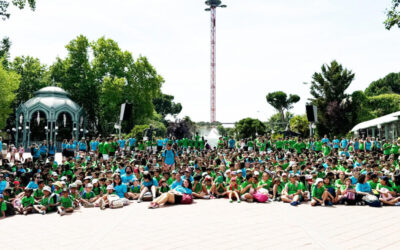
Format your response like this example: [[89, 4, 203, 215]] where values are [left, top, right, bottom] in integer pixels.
[[205, 0, 227, 124]]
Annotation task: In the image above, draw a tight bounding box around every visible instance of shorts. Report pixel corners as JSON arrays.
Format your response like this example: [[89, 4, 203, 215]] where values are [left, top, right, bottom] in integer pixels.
[[240, 194, 248, 200], [174, 194, 183, 204]]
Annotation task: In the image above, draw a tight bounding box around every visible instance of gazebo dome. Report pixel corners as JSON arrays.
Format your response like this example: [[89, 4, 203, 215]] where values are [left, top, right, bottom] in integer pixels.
[[23, 86, 80, 111]]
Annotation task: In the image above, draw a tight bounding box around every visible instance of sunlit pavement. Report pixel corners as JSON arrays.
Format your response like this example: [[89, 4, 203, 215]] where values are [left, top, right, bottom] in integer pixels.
[[1, 199, 400, 250]]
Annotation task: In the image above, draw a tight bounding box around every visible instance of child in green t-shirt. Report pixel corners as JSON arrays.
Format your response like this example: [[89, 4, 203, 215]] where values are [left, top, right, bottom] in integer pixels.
[[33, 186, 57, 215], [311, 178, 332, 206], [19, 188, 35, 215], [58, 189, 74, 216]]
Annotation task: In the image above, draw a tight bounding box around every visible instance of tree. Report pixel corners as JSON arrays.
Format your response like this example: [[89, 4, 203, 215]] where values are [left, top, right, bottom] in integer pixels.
[[306, 60, 355, 136], [385, 0, 400, 30], [365, 72, 400, 96], [0, 0, 36, 20], [167, 116, 196, 139], [153, 94, 182, 119], [6, 56, 49, 130], [266, 91, 300, 122], [0, 62, 20, 129], [235, 118, 266, 139], [290, 115, 309, 137], [0, 37, 11, 68], [265, 112, 293, 133], [51, 35, 164, 134]]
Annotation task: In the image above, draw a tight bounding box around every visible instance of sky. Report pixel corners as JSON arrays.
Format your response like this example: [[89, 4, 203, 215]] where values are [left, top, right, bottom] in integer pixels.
[[2, 0, 400, 123]]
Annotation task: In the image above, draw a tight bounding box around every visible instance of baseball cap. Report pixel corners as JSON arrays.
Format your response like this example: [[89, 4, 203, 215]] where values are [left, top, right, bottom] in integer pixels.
[[86, 183, 93, 188], [69, 183, 77, 188], [13, 181, 20, 185], [43, 186, 51, 192], [61, 176, 67, 181], [107, 185, 114, 190], [75, 180, 83, 185], [92, 179, 98, 184]]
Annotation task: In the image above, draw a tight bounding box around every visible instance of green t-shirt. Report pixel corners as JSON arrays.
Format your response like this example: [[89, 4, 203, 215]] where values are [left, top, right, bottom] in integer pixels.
[[60, 196, 73, 208], [368, 180, 378, 190], [275, 141, 283, 149], [1, 201, 6, 211], [286, 182, 299, 195], [258, 179, 272, 190], [376, 183, 393, 192], [33, 188, 44, 199], [40, 195, 56, 211], [322, 146, 331, 156], [391, 144, 399, 154], [312, 186, 325, 199], [383, 143, 392, 155], [21, 196, 35, 207], [314, 141, 323, 151]]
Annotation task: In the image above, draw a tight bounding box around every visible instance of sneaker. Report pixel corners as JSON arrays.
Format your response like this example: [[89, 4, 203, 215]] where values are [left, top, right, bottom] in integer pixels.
[[23, 211, 28, 216], [84, 203, 94, 208], [326, 201, 332, 206], [237, 200, 241, 203], [41, 210, 46, 215], [60, 211, 65, 216], [203, 195, 210, 199], [99, 199, 105, 210], [290, 201, 298, 206], [229, 199, 233, 203], [344, 201, 348, 206], [272, 197, 278, 201], [137, 199, 142, 203], [395, 202, 400, 206]]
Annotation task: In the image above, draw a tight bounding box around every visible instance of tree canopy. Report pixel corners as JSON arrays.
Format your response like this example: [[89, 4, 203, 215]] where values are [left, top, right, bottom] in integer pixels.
[[266, 91, 299, 122], [364, 72, 400, 96], [0, 0, 36, 20], [306, 60, 355, 136], [0, 62, 20, 129], [235, 118, 266, 139], [385, 0, 400, 30], [51, 35, 165, 134]]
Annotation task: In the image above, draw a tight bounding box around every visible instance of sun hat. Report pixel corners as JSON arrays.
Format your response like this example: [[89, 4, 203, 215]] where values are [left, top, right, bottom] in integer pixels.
[[315, 178, 324, 185], [54, 181, 62, 188]]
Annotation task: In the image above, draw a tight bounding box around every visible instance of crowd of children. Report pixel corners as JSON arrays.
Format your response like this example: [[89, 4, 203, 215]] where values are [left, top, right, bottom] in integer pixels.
[[1, 134, 400, 219]]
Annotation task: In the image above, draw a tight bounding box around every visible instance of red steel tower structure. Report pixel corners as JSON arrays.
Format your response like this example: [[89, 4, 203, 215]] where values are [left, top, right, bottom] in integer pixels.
[[205, 0, 227, 124]]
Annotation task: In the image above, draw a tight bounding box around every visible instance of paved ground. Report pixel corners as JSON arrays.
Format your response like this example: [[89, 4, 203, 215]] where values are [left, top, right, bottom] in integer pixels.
[[1, 199, 400, 250]]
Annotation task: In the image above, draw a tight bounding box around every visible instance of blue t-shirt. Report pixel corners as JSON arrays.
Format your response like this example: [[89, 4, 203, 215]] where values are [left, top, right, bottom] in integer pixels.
[[174, 185, 192, 194], [121, 174, 135, 184], [142, 178, 158, 187], [114, 184, 127, 198], [157, 139, 163, 147], [90, 141, 99, 151], [118, 139, 126, 149], [322, 138, 330, 144], [350, 176, 358, 185], [228, 139, 235, 148], [171, 179, 183, 189], [365, 141, 372, 151], [332, 139, 339, 149], [163, 149, 176, 165], [27, 181, 39, 190], [33, 148, 40, 158], [182, 175, 194, 182], [129, 138, 136, 147], [78, 142, 87, 151], [0, 180, 7, 194], [49, 145, 56, 155], [0, 140, 2, 151], [356, 182, 371, 193], [340, 139, 348, 149], [39, 145, 48, 154]]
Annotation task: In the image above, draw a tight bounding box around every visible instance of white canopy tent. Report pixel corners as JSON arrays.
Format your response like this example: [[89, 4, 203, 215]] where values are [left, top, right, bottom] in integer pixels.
[[351, 111, 400, 139], [351, 111, 400, 132]]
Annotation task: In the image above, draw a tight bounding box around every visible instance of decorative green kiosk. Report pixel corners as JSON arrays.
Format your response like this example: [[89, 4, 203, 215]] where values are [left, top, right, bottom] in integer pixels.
[[15, 86, 85, 148]]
